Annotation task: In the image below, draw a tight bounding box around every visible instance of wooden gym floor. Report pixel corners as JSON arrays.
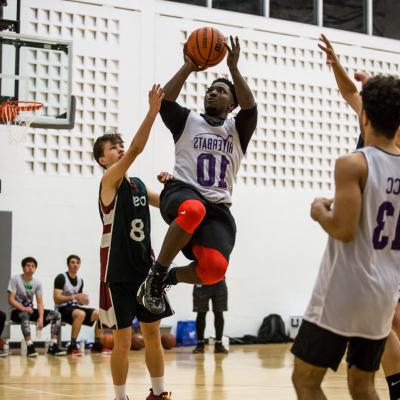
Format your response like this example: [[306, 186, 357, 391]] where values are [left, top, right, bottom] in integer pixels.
[[0, 344, 390, 399]]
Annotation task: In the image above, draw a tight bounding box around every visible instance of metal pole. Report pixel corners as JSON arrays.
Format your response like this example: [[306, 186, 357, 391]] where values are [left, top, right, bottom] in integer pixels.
[[366, 0, 373, 35], [14, 0, 21, 99], [317, 0, 323, 27], [264, 0, 269, 18]]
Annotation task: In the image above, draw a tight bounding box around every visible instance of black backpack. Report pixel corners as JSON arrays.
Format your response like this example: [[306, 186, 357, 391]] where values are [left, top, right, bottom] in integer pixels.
[[257, 314, 291, 343]]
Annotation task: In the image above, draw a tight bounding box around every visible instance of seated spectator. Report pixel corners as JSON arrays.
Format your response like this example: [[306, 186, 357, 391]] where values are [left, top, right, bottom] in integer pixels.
[[53, 254, 110, 355], [8, 256, 66, 357]]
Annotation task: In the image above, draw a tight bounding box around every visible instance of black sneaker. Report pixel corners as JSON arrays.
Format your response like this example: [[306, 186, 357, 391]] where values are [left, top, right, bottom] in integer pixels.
[[27, 344, 38, 357], [192, 341, 205, 354], [137, 267, 168, 314], [67, 342, 83, 356], [47, 342, 67, 356], [214, 341, 228, 354]]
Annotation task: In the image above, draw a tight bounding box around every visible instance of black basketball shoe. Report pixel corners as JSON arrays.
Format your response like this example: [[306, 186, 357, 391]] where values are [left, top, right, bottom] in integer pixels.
[[137, 267, 168, 314], [192, 341, 205, 354], [27, 343, 38, 357], [47, 342, 67, 356]]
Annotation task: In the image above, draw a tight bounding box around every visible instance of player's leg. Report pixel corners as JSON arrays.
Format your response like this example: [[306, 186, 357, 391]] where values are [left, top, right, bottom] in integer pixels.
[[292, 357, 327, 400], [43, 309, 66, 356], [69, 308, 85, 355], [346, 336, 387, 400], [11, 309, 38, 357], [213, 281, 228, 353], [291, 320, 347, 399], [140, 320, 171, 399], [138, 185, 206, 314], [192, 284, 209, 353], [90, 309, 111, 354], [111, 326, 131, 400], [381, 329, 400, 400]]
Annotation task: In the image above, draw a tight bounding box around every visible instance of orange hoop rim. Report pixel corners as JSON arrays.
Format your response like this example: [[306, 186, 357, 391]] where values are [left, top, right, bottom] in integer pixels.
[[2, 100, 43, 111]]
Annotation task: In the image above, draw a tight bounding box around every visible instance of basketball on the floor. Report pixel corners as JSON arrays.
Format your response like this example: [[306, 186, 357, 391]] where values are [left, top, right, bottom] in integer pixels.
[[101, 333, 114, 350], [131, 333, 145, 350], [0, 338, 4, 350], [161, 333, 176, 350], [185, 27, 227, 68]]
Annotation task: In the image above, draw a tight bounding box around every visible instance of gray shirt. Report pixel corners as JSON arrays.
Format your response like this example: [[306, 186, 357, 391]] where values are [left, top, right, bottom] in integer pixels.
[[8, 274, 43, 309]]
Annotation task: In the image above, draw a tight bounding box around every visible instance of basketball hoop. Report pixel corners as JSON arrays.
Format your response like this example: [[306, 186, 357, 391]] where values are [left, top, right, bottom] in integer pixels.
[[0, 100, 43, 144]]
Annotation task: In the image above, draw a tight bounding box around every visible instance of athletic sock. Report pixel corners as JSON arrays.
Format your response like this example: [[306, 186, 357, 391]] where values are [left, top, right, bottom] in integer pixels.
[[164, 267, 178, 285], [153, 262, 168, 273], [387, 373, 400, 400], [51, 338, 57, 344], [26, 340, 33, 346], [151, 376, 165, 396], [114, 384, 127, 400]]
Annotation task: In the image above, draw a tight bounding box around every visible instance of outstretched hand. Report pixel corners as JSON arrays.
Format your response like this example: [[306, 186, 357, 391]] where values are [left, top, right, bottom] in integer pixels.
[[354, 71, 371, 85], [157, 171, 174, 184], [318, 33, 339, 65], [183, 43, 207, 72], [225, 35, 240, 69], [148, 84, 165, 115]]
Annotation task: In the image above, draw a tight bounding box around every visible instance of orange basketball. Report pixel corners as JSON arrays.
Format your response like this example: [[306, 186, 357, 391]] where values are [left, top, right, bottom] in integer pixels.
[[161, 333, 176, 350], [101, 333, 114, 350], [186, 27, 227, 68], [131, 333, 145, 351]]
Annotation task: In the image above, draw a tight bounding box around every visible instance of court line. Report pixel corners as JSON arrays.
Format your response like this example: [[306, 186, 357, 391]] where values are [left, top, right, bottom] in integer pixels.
[[0, 384, 74, 397]]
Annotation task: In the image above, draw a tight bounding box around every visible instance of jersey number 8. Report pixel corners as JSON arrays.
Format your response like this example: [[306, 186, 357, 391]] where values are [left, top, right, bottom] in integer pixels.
[[130, 219, 145, 242]]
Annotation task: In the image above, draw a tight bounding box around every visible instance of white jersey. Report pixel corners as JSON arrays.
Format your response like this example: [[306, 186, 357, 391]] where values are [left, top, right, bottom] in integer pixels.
[[304, 146, 400, 339], [173, 112, 244, 204], [55, 272, 83, 308]]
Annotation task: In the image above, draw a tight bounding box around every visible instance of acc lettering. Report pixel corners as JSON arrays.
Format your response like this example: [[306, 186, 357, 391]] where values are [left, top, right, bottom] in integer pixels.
[[386, 178, 400, 195], [133, 195, 146, 206]]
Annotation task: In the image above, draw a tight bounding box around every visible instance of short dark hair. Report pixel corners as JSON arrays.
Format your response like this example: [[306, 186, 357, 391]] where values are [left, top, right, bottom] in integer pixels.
[[361, 75, 400, 139], [93, 131, 124, 168], [67, 254, 81, 265], [211, 77, 238, 108], [21, 257, 38, 268]]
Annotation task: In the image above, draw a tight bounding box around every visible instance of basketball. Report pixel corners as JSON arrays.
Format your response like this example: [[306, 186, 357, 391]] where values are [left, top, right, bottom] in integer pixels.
[[0, 338, 4, 350], [185, 27, 227, 68], [161, 333, 176, 350], [101, 333, 114, 350], [131, 333, 145, 351]]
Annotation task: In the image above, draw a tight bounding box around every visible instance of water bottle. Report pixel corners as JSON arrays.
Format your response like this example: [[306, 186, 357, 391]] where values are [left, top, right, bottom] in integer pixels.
[[20, 340, 27, 356], [3, 341, 9, 355], [222, 335, 230, 351], [36, 326, 42, 339]]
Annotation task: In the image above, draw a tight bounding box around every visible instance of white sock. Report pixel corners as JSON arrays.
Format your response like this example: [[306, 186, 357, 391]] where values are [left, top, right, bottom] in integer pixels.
[[51, 338, 57, 344], [26, 340, 33, 346], [151, 376, 165, 396], [114, 384, 127, 400]]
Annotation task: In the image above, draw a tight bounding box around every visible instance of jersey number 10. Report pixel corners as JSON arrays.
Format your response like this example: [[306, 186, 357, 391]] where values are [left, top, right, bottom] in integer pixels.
[[197, 153, 229, 188], [372, 201, 400, 250]]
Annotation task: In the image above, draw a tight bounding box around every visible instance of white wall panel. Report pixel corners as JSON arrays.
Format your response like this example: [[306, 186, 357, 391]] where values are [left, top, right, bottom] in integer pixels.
[[1, 0, 399, 340]]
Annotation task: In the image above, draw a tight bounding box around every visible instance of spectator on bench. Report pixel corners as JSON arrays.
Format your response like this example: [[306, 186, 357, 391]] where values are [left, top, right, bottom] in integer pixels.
[[8, 256, 66, 357], [53, 254, 111, 355]]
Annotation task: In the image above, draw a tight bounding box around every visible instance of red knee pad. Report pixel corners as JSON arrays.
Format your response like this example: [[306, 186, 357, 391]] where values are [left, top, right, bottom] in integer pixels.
[[193, 245, 228, 284], [175, 199, 206, 234]]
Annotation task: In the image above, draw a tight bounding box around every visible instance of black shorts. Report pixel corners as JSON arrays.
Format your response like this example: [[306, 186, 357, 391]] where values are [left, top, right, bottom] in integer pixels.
[[11, 309, 57, 326], [99, 281, 174, 330], [160, 180, 236, 261], [193, 279, 228, 312], [291, 320, 387, 372], [58, 306, 96, 326]]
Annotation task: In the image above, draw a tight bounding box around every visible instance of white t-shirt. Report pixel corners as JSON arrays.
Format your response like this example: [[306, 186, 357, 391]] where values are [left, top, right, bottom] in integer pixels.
[[8, 274, 42, 309]]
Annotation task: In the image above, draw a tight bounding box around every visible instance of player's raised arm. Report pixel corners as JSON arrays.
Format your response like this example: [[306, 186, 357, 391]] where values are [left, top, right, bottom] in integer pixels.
[[162, 47, 206, 102], [226, 36, 255, 110], [101, 85, 164, 190], [318, 34, 362, 115], [310, 153, 367, 242]]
